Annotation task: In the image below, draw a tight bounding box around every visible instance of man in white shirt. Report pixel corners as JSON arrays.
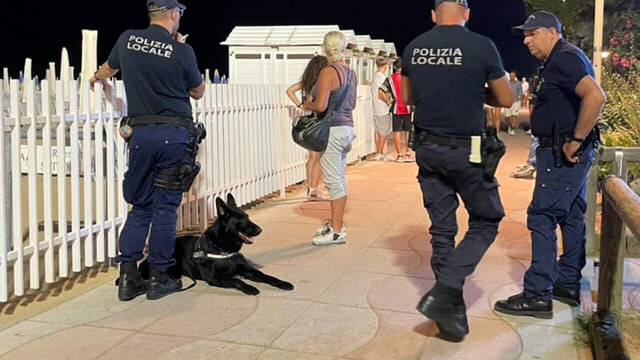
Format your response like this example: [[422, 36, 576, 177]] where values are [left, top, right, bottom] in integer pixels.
[[521, 77, 530, 108], [371, 56, 393, 161]]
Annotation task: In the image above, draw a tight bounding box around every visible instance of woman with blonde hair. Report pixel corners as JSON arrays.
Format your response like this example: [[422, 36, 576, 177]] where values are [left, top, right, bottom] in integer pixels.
[[302, 31, 357, 245], [286, 55, 329, 200]]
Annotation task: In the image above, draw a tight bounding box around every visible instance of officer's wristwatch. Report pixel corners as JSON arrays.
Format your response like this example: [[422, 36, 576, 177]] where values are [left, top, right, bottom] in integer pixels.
[[568, 134, 584, 143]]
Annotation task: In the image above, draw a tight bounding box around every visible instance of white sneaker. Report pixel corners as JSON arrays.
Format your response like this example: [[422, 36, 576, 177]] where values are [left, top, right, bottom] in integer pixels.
[[312, 225, 347, 246], [315, 221, 331, 236], [526, 129, 532, 135], [373, 154, 383, 161], [508, 128, 515, 136], [381, 154, 393, 162]]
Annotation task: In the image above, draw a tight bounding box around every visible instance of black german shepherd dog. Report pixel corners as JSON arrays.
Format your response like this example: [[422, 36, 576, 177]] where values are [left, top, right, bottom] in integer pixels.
[[136, 193, 294, 295]]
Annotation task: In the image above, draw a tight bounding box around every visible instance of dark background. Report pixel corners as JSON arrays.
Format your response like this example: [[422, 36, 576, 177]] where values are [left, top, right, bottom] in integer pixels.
[[1, 0, 539, 81]]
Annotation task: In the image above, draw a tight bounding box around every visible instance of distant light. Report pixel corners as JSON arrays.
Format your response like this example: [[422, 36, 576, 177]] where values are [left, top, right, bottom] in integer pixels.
[[601, 51, 610, 58]]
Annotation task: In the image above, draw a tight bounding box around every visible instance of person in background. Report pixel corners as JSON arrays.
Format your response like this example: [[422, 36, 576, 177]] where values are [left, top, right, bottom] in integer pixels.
[[495, 10, 605, 319], [521, 76, 530, 108], [505, 70, 523, 135], [371, 56, 393, 161], [286, 55, 329, 201], [302, 31, 357, 246], [90, 0, 205, 301], [390, 57, 414, 163]]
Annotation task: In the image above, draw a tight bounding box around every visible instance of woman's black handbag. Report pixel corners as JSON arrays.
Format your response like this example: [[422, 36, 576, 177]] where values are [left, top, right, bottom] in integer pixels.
[[291, 66, 352, 152]]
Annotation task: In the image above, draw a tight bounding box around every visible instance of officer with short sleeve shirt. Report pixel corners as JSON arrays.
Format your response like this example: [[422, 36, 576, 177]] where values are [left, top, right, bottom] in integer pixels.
[[90, 0, 206, 302], [494, 11, 605, 319], [401, 0, 515, 341]]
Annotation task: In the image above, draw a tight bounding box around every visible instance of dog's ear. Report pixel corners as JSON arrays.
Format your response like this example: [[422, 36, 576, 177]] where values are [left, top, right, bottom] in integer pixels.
[[226, 193, 237, 208], [216, 197, 228, 217]]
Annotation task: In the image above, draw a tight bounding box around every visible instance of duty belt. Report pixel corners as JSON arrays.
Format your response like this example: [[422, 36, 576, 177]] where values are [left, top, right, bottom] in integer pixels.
[[538, 131, 597, 148], [418, 132, 471, 148], [126, 115, 205, 139]]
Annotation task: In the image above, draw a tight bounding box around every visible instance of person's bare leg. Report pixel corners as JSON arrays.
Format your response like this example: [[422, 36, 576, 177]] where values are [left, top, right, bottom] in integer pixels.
[[377, 135, 387, 155], [308, 151, 322, 189], [394, 132, 402, 154], [492, 108, 501, 132], [330, 196, 347, 232], [404, 131, 411, 155]]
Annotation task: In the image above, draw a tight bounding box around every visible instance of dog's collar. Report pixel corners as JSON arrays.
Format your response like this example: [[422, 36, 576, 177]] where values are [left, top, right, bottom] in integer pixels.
[[193, 236, 239, 260]]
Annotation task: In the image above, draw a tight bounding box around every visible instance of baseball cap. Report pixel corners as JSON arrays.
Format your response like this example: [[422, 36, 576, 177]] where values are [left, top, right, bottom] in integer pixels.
[[147, 0, 186, 12], [434, 0, 468, 9], [512, 11, 562, 35]]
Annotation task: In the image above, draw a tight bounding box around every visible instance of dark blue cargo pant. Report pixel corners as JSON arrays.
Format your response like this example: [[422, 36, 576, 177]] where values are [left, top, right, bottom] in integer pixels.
[[416, 142, 505, 290], [523, 144, 595, 300], [116, 124, 192, 273]]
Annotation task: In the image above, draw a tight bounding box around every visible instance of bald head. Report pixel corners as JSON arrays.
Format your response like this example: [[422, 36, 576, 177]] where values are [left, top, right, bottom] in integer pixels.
[[431, 3, 469, 26]]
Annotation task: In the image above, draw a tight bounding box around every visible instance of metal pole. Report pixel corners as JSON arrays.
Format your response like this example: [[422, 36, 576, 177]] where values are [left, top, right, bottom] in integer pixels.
[[593, 0, 605, 83]]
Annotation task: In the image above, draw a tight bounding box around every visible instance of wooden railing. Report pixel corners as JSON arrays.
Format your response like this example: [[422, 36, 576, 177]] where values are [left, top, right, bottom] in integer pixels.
[[591, 175, 637, 360]]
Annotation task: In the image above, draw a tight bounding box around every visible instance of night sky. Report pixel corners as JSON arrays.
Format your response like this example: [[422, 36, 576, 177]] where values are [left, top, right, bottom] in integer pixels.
[[1, 0, 539, 81]]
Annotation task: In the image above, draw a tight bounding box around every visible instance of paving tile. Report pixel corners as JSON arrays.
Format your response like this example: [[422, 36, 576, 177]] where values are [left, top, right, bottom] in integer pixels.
[[212, 298, 310, 346], [95, 333, 196, 360], [257, 349, 338, 360], [142, 292, 257, 337], [469, 255, 527, 285], [270, 303, 378, 356], [31, 284, 140, 325], [510, 322, 580, 360], [368, 276, 434, 314], [251, 264, 344, 301], [0, 321, 72, 357], [418, 318, 522, 360], [90, 286, 204, 330], [346, 310, 428, 360], [372, 229, 427, 251], [1, 325, 134, 360], [317, 271, 391, 308], [409, 252, 436, 279], [350, 248, 422, 276], [154, 340, 263, 360]]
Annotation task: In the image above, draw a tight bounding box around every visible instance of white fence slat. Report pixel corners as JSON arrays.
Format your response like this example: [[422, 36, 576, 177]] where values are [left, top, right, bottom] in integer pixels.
[[41, 80, 55, 283], [106, 80, 117, 259], [26, 80, 40, 289], [10, 79, 24, 296], [0, 81, 7, 302], [94, 85, 105, 263], [82, 82, 94, 267], [56, 80, 69, 278], [70, 81, 82, 272]]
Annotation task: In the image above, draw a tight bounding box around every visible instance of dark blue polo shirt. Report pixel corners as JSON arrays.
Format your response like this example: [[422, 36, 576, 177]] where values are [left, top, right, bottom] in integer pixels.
[[107, 24, 203, 119], [402, 25, 505, 137], [530, 39, 594, 137]]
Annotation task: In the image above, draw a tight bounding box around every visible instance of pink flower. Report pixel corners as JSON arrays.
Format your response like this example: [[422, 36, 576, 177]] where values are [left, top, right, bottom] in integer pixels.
[[613, 53, 620, 61], [621, 58, 630, 67], [610, 37, 618, 45], [624, 33, 631, 41], [627, 20, 633, 29]]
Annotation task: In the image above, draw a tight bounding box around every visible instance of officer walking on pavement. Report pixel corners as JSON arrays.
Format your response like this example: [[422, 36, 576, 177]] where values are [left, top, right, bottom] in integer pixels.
[[90, 0, 206, 301], [401, 0, 514, 341], [494, 11, 605, 318]]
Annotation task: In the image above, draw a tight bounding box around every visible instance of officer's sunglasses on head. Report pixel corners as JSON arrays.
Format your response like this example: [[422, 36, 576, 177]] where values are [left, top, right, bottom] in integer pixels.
[[176, 8, 184, 17]]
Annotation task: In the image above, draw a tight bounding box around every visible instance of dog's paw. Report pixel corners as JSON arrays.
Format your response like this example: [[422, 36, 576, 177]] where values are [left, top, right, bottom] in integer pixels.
[[242, 286, 260, 296], [276, 281, 294, 291]]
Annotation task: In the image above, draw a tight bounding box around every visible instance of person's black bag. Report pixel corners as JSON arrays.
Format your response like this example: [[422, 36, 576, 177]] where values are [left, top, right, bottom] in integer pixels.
[[292, 66, 352, 152]]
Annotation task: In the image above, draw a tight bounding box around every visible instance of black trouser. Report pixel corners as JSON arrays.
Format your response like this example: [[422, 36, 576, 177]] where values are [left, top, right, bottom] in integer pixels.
[[416, 142, 505, 290]]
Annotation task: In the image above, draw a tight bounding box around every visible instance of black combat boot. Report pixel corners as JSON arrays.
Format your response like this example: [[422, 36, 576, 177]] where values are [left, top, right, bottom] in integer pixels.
[[147, 267, 182, 300], [416, 282, 469, 341], [118, 262, 147, 301]]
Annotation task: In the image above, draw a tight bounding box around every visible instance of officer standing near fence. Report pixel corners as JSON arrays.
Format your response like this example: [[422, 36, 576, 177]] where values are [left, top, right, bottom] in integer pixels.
[[494, 11, 605, 318], [401, 0, 514, 341], [90, 0, 205, 301]]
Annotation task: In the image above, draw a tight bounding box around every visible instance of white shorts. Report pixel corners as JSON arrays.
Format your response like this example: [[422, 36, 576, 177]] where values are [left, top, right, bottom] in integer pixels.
[[373, 114, 392, 136], [504, 102, 520, 117]]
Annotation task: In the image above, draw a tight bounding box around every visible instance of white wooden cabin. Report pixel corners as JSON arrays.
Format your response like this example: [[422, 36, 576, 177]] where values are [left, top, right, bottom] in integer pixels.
[[354, 35, 374, 84], [221, 25, 358, 85]]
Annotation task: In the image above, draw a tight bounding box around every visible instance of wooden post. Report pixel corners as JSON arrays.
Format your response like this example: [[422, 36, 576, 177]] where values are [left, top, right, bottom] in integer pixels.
[[593, 0, 605, 83]]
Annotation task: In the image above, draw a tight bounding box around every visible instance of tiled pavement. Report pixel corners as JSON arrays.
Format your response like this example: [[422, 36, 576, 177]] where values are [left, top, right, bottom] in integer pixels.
[[3, 118, 631, 360]]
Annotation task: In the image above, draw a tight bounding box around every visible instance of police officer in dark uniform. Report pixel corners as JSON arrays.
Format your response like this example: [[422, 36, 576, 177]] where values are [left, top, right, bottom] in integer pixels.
[[401, 0, 514, 341], [494, 11, 605, 318], [90, 0, 205, 301]]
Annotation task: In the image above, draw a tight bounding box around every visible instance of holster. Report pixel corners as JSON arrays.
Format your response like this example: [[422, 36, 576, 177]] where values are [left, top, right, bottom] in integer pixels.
[[481, 125, 506, 181]]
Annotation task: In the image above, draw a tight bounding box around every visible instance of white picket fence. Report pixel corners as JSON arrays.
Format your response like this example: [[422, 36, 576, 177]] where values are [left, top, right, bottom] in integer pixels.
[[0, 77, 375, 302]]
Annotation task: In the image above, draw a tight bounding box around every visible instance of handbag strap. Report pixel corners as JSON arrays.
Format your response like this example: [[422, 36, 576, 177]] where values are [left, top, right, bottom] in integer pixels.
[[330, 64, 353, 116]]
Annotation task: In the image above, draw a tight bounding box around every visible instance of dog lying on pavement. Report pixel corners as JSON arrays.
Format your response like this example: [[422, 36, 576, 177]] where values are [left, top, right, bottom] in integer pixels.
[[136, 193, 294, 295]]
